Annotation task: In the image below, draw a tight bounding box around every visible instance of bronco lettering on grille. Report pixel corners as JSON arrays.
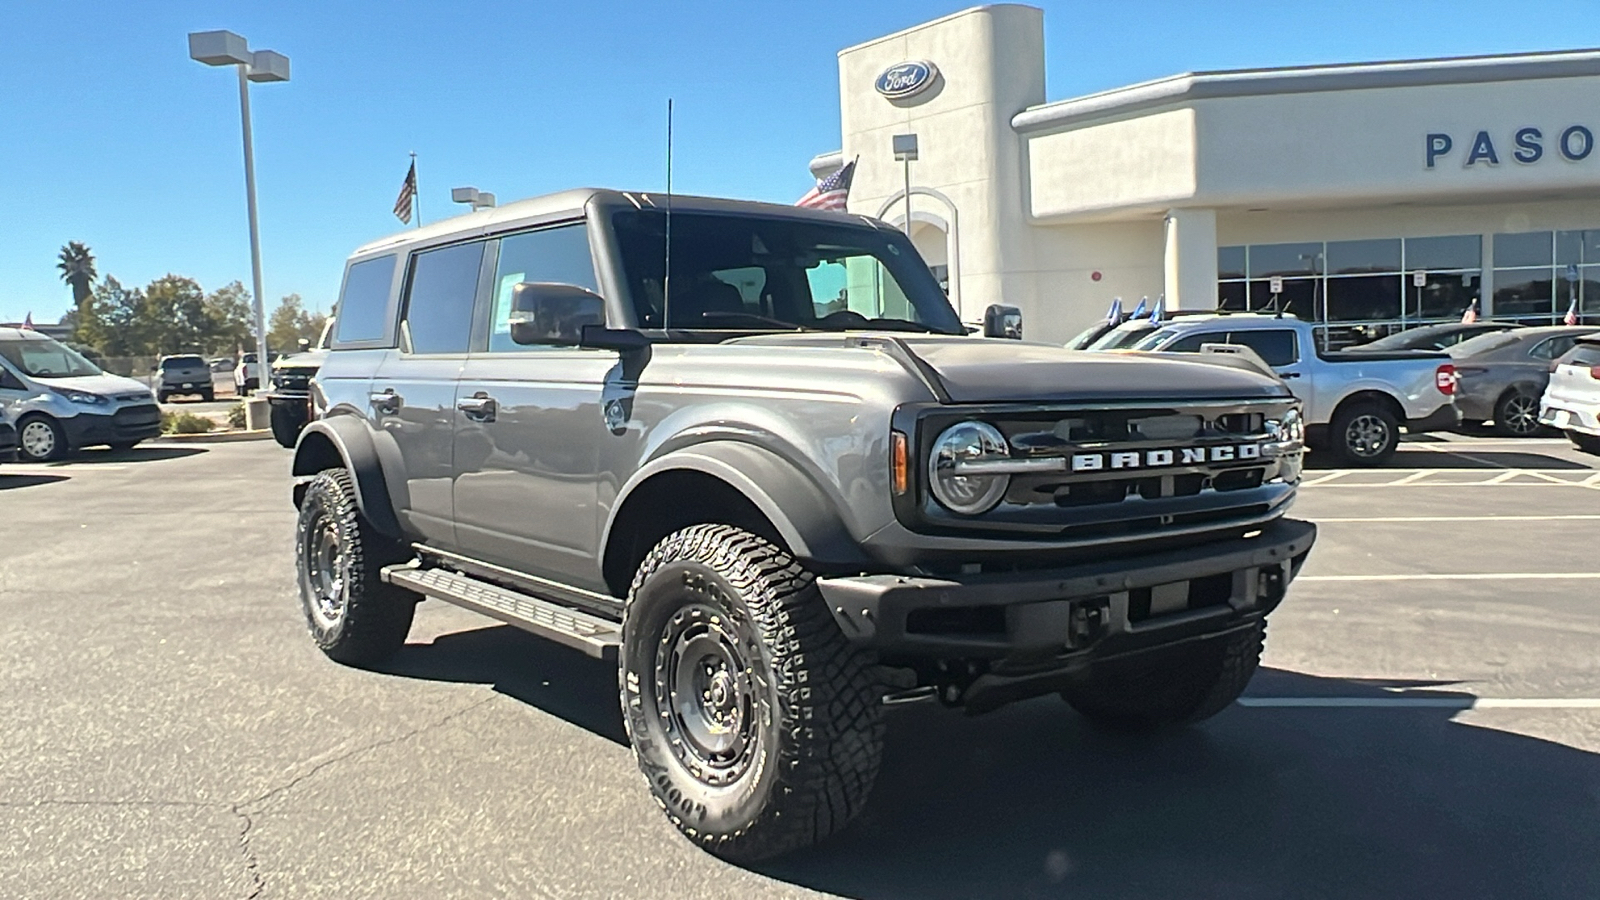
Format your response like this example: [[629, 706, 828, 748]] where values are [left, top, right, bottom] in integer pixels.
[[1070, 444, 1261, 473]]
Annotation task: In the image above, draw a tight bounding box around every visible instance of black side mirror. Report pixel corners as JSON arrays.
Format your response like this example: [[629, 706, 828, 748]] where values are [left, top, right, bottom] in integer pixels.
[[509, 282, 606, 346], [983, 304, 1023, 340]]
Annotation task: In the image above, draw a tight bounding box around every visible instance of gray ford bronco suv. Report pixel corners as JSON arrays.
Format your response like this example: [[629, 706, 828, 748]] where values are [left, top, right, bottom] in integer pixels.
[[290, 189, 1315, 861]]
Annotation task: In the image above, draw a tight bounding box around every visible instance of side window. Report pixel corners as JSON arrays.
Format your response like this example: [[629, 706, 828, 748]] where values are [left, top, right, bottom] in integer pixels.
[[488, 224, 598, 352], [1162, 331, 1225, 353], [333, 255, 398, 346], [1229, 329, 1299, 367], [401, 242, 485, 355], [1531, 336, 1577, 360]]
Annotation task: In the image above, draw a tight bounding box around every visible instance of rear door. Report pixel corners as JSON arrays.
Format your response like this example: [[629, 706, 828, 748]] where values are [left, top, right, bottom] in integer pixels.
[[452, 222, 616, 588], [368, 240, 487, 548]]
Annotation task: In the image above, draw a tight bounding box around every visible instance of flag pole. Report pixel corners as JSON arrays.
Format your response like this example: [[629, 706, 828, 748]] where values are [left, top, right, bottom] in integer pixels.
[[411, 151, 420, 228]]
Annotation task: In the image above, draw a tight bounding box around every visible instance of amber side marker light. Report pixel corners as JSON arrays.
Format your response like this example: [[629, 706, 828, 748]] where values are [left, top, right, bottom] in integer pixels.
[[891, 431, 909, 495]]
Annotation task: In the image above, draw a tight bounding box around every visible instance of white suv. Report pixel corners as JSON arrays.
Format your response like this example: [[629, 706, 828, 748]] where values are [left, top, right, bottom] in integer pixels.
[[1539, 335, 1600, 455]]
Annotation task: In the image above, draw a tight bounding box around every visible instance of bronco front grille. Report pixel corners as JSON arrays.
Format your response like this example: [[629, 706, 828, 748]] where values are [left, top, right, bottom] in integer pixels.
[[897, 398, 1298, 543]]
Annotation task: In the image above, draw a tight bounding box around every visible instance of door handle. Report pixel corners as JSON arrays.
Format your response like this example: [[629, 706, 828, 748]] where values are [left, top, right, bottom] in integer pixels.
[[457, 393, 497, 422], [1278, 371, 1302, 379], [369, 388, 402, 414]]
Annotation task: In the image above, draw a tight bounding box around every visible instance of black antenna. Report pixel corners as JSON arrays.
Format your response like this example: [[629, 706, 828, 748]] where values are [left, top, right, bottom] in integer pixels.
[[662, 98, 674, 331]]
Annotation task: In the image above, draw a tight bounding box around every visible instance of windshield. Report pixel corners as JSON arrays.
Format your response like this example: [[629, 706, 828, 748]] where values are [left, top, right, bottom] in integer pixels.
[[0, 336, 103, 378], [611, 210, 963, 335], [1449, 331, 1522, 358], [1064, 321, 1111, 350], [1130, 327, 1183, 351], [1088, 321, 1159, 350], [1355, 328, 1439, 351]]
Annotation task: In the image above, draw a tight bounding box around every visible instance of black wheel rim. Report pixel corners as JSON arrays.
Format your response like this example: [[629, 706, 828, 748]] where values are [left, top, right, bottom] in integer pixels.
[[302, 506, 347, 629], [1345, 414, 1391, 458], [1503, 395, 1539, 435], [654, 601, 760, 787]]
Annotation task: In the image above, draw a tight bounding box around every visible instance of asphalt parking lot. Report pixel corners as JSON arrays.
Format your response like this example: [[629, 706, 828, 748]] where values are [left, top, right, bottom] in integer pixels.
[[1, 435, 1596, 899]]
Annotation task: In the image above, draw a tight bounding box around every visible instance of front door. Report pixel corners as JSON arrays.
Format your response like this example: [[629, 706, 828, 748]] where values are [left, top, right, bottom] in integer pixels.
[[451, 222, 615, 589], [1228, 328, 1315, 414], [368, 239, 486, 548]]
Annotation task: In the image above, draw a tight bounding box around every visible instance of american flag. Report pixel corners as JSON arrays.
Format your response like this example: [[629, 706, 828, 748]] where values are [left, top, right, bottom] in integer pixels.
[[20, 312, 34, 330], [393, 160, 417, 224], [1564, 295, 1580, 326], [1461, 299, 1479, 324], [796, 159, 856, 211]]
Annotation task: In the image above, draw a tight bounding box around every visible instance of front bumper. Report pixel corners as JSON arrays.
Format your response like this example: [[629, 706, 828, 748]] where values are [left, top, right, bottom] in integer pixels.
[[1540, 399, 1600, 437], [1404, 402, 1463, 433], [61, 405, 163, 447], [817, 517, 1315, 708]]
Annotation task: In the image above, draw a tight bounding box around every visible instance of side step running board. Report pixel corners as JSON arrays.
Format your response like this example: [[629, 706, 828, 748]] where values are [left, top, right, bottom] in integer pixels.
[[383, 565, 622, 661]]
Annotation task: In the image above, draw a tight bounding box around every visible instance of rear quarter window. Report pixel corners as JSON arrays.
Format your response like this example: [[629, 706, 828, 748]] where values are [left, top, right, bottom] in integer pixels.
[[1565, 342, 1600, 367], [333, 255, 399, 347]]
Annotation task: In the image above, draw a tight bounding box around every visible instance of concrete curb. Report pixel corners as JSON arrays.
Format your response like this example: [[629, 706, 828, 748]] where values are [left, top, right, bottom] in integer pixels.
[[157, 429, 274, 444]]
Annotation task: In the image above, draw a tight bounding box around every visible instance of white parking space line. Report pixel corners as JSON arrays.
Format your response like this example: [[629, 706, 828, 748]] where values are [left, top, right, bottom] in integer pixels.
[[1239, 697, 1600, 709], [1, 465, 127, 475], [1314, 514, 1600, 523], [1302, 469, 1599, 488], [1298, 472, 1349, 487], [1298, 573, 1600, 582]]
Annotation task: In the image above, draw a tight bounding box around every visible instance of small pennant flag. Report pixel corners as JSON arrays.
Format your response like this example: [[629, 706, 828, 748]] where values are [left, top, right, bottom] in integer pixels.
[[1104, 297, 1123, 324], [1564, 295, 1580, 326], [1149, 295, 1165, 324], [393, 161, 417, 224], [1130, 297, 1148, 320], [1461, 299, 1479, 324], [21, 312, 34, 330]]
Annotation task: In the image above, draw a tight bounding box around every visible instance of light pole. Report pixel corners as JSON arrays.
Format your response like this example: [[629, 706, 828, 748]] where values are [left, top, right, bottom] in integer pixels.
[[188, 30, 289, 402], [892, 134, 918, 236]]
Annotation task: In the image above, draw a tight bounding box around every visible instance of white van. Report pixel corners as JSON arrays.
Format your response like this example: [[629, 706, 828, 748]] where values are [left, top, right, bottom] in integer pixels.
[[0, 328, 161, 461]]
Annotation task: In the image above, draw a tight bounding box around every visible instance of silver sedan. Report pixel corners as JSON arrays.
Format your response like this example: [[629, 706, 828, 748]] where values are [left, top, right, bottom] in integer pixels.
[[1449, 326, 1599, 436]]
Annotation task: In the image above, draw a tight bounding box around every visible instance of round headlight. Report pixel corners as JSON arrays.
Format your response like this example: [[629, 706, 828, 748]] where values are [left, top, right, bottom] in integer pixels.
[[929, 421, 1010, 515]]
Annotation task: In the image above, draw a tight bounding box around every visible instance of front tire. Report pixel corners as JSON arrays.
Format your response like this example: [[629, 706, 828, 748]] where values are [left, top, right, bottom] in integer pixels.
[[1567, 429, 1600, 455], [1329, 402, 1399, 466], [270, 403, 304, 448], [1062, 621, 1265, 730], [17, 415, 67, 463], [620, 524, 883, 862], [295, 469, 417, 667]]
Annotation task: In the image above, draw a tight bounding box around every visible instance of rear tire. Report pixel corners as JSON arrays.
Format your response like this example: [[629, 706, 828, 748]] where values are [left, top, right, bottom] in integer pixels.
[[157, 391, 170, 404], [201, 389, 215, 403], [1493, 389, 1542, 437], [1567, 429, 1600, 456], [295, 468, 417, 667], [620, 524, 883, 862], [1061, 621, 1265, 730], [1329, 403, 1399, 466]]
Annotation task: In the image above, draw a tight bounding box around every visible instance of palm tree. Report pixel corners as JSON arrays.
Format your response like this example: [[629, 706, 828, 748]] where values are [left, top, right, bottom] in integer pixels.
[[56, 241, 97, 314]]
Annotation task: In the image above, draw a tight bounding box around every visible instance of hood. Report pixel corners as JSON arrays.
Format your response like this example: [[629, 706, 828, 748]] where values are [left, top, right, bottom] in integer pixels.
[[273, 349, 329, 371], [732, 333, 1290, 403], [31, 372, 151, 397]]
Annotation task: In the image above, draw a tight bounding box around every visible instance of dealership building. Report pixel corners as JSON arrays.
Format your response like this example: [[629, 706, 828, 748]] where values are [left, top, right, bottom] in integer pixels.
[[811, 4, 1600, 344]]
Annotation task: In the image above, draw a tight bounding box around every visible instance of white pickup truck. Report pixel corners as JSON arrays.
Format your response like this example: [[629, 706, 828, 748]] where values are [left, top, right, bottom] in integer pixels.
[[1123, 313, 1460, 465]]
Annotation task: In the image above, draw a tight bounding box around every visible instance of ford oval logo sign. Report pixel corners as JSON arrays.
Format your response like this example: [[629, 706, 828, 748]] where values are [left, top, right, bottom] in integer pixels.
[[875, 61, 937, 100]]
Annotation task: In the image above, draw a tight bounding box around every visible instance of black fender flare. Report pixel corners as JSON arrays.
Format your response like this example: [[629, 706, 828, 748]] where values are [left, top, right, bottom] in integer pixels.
[[602, 440, 870, 568], [291, 416, 403, 540]]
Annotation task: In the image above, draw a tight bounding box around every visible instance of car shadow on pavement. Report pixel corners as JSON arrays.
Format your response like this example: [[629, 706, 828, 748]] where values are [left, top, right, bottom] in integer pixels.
[[380, 623, 627, 745], [0, 473, 69, 490], [71, 446, 208, 464], [760, 668, 1600, 900]]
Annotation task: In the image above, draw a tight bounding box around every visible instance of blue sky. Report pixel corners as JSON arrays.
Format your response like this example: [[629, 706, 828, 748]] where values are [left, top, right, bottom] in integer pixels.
[[4, 0, 1600, 324]]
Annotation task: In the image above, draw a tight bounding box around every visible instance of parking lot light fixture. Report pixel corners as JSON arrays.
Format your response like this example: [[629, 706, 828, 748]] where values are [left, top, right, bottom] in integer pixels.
[[188, 30, 289, 405]]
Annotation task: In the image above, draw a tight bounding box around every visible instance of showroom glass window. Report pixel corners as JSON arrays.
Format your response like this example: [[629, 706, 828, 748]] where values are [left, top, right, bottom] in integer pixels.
[[1218, 235, 1481, 348], [1493, 230, 1599, 325], [401, 241, 486, 355]]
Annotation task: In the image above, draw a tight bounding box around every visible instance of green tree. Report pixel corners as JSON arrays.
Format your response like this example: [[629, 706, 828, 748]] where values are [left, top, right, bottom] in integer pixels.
[[203, 281, 256, 356], [141, 275, 212, 355], [56, 242, 98, 314], [267, 294, 327, 353], [74, 276, 145, 358]]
